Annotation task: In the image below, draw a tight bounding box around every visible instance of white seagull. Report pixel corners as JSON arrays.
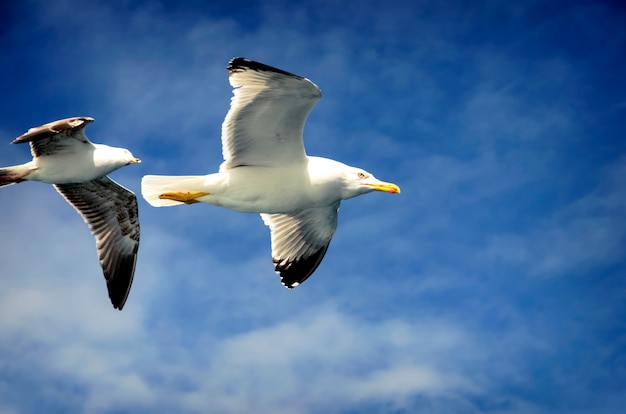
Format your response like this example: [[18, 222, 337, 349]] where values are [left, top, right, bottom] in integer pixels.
[[0, 117, 141, 310], [142, 58, 400, 288]]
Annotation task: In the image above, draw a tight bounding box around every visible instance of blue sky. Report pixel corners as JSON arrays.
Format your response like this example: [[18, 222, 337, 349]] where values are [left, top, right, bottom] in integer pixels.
[[0, 0, 625, 412]]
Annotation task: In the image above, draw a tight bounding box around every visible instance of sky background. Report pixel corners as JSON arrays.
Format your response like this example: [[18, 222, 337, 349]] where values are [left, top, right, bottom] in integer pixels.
[[0, 0, 625, 413]]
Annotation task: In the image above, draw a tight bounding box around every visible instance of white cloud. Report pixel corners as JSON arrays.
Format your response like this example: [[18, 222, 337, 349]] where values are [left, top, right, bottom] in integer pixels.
[[154, 308, 477, 413], [1, 1, 625, 413]]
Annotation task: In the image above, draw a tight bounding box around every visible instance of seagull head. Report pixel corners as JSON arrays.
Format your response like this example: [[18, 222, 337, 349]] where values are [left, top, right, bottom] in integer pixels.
[[341, 166, 400, 199], [122, 149, 141, 165], [94, 144, 141, 170]]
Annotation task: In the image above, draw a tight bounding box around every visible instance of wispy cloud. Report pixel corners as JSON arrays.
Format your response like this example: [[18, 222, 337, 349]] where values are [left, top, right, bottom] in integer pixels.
[[1, 0, 625, 413]]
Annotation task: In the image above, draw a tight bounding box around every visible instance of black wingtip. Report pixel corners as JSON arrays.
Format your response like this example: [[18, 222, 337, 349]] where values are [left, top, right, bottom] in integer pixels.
[[106, 254, 137, 311], [274, 245, 329, 288], [227, 57, 304, 80]]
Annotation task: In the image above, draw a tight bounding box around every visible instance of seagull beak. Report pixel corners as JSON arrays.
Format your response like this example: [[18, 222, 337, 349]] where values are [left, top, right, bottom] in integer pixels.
[[367, 181, 401, 194], [130, 157, 141, 164]]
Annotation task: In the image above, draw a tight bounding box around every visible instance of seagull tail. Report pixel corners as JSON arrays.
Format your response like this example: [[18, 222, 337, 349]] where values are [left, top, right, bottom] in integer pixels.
[[0, 164, 33, 187], [141, 175, 208, 207]]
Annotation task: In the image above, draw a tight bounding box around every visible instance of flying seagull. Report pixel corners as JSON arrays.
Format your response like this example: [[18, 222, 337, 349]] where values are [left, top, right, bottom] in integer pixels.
[[142, 57, 400, 288], [0, 117, 141, 310]]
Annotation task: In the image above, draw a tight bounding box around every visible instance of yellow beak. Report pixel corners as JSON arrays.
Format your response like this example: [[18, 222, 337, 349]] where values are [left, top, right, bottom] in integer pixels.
[[367, 181, 401, 194], [130, 157, 141, 164]]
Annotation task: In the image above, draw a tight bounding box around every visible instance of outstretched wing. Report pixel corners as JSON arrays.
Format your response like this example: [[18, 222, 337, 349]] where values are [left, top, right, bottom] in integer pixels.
[[55, 176, 140, 310], [221, 57, 321, 169], [261, 204, 339, 288], [12, 117, 95, 158]]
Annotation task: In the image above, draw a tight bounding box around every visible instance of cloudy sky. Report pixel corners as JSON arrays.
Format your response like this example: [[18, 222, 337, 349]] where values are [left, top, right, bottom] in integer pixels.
[[1, 0, 625, 413]]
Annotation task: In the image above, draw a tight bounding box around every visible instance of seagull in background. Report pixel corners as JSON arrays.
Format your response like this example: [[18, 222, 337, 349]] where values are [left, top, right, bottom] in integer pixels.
[[0, 117, 141, 310]]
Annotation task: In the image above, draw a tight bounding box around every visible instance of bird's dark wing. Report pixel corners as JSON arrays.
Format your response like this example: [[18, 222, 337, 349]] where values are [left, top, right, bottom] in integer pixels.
[[54, 176, 140, 310]]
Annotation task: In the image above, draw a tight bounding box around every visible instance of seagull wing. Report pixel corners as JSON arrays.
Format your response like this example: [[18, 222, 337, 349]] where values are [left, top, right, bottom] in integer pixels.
[[261, 203, 339, 288], [11, 117, 95, 158], [221, 57, 322, 169], [54, 176, 140, 310]]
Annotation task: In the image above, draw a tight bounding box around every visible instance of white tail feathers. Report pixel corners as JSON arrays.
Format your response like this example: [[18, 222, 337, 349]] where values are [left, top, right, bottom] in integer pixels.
[[141, 175, 208, 207]]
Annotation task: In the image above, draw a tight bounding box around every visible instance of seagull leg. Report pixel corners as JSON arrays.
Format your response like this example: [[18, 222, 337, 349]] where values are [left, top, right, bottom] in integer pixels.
[[159, 191, 210, 205]]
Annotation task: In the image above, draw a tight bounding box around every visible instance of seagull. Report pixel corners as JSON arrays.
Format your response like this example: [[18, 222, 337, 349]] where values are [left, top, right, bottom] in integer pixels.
[[0, 117, 141, 310], [142, 58, 400, 288]]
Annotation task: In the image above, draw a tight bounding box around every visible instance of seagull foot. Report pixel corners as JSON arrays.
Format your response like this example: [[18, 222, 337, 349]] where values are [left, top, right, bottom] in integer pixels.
[[159, 191, 210, 205]]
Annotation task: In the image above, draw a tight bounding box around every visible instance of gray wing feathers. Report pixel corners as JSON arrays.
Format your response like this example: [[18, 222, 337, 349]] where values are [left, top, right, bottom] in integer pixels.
[[11, 117, 94, 158], [54, 176, 140, 310], [261, 204, 339, 288]]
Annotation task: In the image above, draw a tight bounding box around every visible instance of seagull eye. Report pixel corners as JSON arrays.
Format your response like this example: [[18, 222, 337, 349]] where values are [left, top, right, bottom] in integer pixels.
[[357, 172, 366, 179]]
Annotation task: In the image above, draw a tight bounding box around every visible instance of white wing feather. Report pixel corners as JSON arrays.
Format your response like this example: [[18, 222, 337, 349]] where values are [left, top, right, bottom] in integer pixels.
[[221, 58, 321, 169]]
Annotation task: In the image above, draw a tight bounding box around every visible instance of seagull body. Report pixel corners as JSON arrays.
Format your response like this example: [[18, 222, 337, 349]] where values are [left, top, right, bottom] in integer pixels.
[[142, 58, 400, 288], [145, 156, 366, 214], [0, 117, 141, 310]]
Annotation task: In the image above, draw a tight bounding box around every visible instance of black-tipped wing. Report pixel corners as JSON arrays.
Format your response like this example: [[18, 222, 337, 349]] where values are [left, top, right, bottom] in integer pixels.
[[11, 117, 95, 158], [221, 57, 321, 169], [261, 204, 339, 288], [54, 176, 140, 310]]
